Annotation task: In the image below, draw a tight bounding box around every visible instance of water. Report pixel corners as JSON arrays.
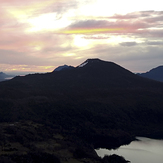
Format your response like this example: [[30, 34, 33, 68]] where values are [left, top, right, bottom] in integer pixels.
[[5, 77, 13, 80], [95, 137, 163, 163]]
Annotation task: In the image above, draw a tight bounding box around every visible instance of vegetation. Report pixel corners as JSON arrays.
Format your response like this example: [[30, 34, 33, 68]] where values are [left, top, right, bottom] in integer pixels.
[[0, 59, 163, 162]]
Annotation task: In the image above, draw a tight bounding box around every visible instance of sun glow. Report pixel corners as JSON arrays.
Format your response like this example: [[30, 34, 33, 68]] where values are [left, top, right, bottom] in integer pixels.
[[26, 13, 71, 33], [5, 0, 71, 33], [73, 36, 90, 47], [79, 0, 163, 17], [27, 13, 57, 32]]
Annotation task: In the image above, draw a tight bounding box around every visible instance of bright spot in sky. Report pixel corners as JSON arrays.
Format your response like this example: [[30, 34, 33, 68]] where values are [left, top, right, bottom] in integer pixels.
[[73, 36, 90, 47], [80, 0, 163, 16], [26, 13, 71, 32]]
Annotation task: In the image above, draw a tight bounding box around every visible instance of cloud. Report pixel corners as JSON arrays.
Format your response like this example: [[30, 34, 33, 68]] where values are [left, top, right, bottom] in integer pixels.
[[146, 41, 163, 45], [60, 10, 163, 38], [60, 20, 120, 34], [0, 1, 163, 73], [59, 18, 149, 35], [83, 36, 110, 39], [0, 0, 80, 72], [1, 0, 78, 15], [0, 63, 55, 74], [74, 42, 163, 72], [108, 11, 163, 19], [0, 27, 74, 67], [120, 42, 138, 46]]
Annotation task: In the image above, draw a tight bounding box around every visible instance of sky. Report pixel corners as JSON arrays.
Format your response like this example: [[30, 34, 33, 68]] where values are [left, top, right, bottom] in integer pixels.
[[0, 0, 163, 74]]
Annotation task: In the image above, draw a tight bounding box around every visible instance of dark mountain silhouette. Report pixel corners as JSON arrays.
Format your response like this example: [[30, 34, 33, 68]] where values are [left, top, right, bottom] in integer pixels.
[[0, 58, 163, 163], [53, 64, 74, 71], [138, 66, 163, 82], [10, 58, 162, 92]]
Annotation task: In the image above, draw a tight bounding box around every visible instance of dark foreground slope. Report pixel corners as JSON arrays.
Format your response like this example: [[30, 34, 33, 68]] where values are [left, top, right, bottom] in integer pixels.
[[0, 59, 163, 163]]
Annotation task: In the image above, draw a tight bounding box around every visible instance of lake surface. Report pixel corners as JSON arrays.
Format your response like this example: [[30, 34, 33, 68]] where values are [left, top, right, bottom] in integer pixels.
[[95, 137, 163, 163], [5, 77, 12, 80]]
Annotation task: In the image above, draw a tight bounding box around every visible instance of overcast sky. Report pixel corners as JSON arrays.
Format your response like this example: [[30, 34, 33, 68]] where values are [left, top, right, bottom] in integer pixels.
[[0, 0, 163, 74]]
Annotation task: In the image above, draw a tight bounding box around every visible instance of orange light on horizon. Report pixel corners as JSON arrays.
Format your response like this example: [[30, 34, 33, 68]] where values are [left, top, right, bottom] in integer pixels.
[[2, 64, 55, 73]]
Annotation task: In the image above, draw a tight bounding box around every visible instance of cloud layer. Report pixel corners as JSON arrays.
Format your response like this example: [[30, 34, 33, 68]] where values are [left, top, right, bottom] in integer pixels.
[[0, 0, 163, 73]]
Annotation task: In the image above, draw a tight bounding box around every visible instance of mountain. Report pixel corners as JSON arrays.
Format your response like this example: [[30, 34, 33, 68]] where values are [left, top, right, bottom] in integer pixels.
[[0, 58, 163, 163], [12, 58, 161, 91], [138, 66, 163, 82], [0, 72, 13, 81], [0, 72, 7, 81], [1, 58, 163, 133], [53, 64, 74, 71]]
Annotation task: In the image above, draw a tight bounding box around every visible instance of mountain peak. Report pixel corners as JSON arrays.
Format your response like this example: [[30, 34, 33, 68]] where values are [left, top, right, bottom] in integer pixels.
[[86, 58, 101, 62], [78, 58, 103, 68], [53, 65, 74, 72]]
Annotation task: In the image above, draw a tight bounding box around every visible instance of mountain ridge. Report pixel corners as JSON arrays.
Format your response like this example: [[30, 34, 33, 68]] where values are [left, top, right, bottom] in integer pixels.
[[11, 58, 163, 91], [8, 58, 163, 95], [138, 65, 163, 82], [53, 64, 75, 71]]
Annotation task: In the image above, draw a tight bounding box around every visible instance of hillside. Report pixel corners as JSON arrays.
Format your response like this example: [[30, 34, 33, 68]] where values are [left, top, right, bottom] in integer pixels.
[[138, 66, 163, 82], [0, 58, 163, 163]]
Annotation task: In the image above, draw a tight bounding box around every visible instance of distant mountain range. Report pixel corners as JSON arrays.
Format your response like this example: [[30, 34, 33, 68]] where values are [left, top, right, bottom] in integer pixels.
[[138, 66, 163, 82], [10, 58, 162, 91], [1, 62, 163, 83], [0, 72, 6, 80], [0, 72, 14, 82]]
